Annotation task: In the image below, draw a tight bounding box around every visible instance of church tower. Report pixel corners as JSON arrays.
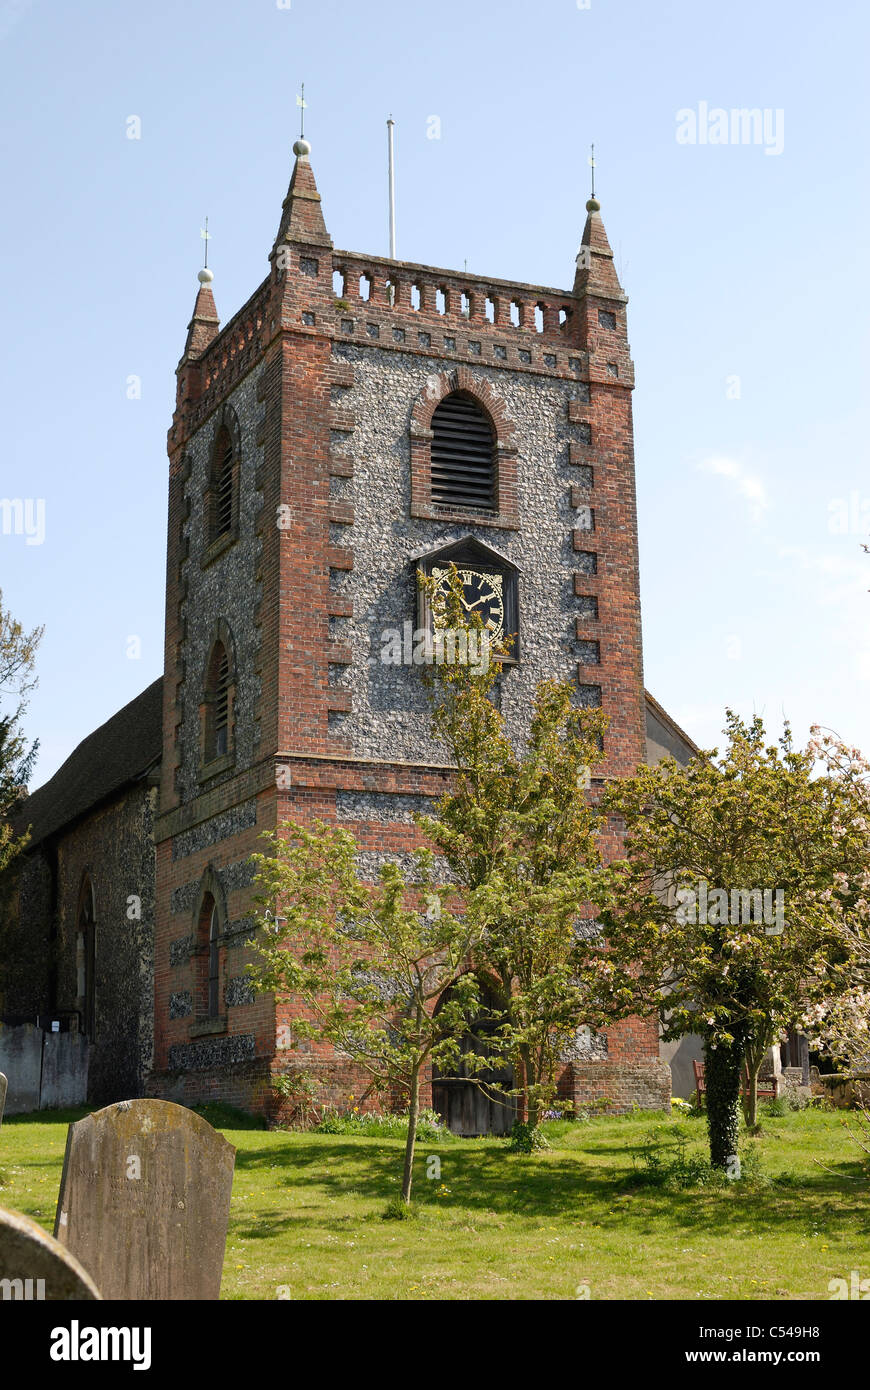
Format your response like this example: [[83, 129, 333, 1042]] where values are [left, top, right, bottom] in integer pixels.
[[149, 137, 670, 1120]]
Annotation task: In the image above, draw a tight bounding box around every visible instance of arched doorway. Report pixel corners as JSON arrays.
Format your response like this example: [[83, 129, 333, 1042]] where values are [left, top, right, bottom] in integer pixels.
[[432, 981, 517, 1136]]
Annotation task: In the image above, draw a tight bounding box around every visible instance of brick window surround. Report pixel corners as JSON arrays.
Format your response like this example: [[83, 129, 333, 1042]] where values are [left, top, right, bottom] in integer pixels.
[[199, 619, 237, 782], [190, 866, 228, 1035], [409, 366, 520, 529], [202, 402, 242, 568]]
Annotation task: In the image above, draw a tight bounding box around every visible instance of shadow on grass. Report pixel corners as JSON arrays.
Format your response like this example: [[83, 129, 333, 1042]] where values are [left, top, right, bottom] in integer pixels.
[[3, 1107, 92, 1126], [230, 1134, 870, 1241]]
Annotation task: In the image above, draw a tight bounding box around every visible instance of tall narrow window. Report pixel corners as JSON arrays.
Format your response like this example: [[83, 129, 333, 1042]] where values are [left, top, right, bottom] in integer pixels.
[[195, 889, 223, 1020], [430, 391, 496, 509], [210, 425, 235, 540], [205, 406, 241, 551], [203, 636, 234, 766], [208, 902, 221, 1018], [214, 647, 230, 755]]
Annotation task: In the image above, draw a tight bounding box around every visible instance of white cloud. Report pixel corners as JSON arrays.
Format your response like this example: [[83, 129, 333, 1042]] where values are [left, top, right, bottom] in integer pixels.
[[698, 455, 769, 523]]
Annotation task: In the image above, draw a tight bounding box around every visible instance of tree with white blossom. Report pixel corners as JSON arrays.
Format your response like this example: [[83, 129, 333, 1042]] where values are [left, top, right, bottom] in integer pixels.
[[593, 713, 855, 1168], [801, 727, 870, 1072]]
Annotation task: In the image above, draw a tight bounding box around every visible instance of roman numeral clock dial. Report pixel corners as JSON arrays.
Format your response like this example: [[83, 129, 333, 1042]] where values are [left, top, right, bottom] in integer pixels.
[[431, 566, 506, 649]]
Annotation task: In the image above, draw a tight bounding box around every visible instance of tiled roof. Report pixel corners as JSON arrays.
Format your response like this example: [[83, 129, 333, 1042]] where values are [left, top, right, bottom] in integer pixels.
[[18, 679, 163, 847]]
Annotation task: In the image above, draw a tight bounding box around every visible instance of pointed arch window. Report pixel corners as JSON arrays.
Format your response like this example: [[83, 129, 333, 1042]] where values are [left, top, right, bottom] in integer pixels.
[[195, 891, 223, 1021], [213, 646, 230, 756], [430, 391, 496, 509], [211, 425, 235, 538], [208, 900, 221, 1018], [202, 630, 236, 771], [204, 405, 241, 558]]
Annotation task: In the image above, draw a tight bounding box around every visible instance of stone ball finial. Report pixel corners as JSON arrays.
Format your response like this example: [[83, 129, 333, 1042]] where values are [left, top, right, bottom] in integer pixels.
[[293, 137, 312, 158], [197, 267, 214, 285], [586, 197, 601, 213]]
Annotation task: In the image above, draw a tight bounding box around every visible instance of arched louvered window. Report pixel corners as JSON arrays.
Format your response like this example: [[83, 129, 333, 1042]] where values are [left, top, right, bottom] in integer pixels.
[[208, 901, 221, 1018], [195, 891, 222, 1020], [204, 638, 233, 764], [208, 423, 236, 543], [430, 392, 496, 509], [215, 648, 230, 756]]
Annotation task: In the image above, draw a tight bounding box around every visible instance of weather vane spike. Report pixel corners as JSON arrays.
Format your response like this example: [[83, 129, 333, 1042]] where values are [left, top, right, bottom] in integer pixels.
[[200, 217, 211, 269], [590, 144, 595, 201], [296, 83, 307, 139]]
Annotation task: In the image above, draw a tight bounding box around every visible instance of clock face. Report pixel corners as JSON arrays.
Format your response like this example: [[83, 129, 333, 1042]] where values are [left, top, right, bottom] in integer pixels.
[[431, 565, 506, 647]]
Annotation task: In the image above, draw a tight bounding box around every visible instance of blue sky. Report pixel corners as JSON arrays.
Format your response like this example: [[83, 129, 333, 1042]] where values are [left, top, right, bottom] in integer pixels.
[[1, 0, 867, 786]]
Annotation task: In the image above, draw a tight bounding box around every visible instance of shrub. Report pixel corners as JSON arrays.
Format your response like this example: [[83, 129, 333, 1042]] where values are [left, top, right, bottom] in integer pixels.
[[270, 1068, 320, 1126], [761, 1089, 820, 1119], [507, 1121, 549, 1153], [630, 1130, 766, 1190], [576, 1097, 613, 1122], [632, 1133, 720, 1189], [382, 1194, 419, 1220], [760, 1096, 792, 1118]]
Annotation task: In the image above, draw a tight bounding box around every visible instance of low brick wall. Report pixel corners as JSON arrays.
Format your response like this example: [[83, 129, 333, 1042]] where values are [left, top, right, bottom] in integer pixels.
[[561, 1059, 672, 1114]]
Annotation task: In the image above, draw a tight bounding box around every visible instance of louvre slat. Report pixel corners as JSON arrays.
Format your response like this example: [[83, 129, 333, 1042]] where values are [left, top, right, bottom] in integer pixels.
[[211, 434, 235, 539], [431, 391, 495, 507], [214, 651, 230, 756]]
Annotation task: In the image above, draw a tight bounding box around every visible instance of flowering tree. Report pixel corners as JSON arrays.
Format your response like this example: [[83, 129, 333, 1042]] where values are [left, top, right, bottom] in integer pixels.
[[801, 728, 870, 1072], [595, 713, 848, 1167]]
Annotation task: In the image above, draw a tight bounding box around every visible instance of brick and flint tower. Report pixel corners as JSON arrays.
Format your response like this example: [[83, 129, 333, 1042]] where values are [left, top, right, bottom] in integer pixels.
[[150, 137, 670, 1119]]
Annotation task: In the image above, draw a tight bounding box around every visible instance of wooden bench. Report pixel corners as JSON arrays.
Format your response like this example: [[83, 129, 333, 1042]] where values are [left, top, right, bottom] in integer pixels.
[[692, 1059, 778, 1106]]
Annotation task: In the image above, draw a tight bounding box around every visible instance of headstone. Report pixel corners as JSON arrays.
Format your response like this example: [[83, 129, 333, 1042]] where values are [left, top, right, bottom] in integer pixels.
[[0, 1205, 101, 1299], [53, 1099, 235, 1300], [0, 1072, 7, 1129]]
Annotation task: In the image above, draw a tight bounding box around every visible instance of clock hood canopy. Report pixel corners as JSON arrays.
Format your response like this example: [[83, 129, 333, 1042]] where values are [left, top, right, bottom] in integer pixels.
[[408, 534, 522, 574]]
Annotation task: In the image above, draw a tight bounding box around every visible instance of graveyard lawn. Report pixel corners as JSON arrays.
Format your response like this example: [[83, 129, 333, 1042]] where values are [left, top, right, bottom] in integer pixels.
[[1, 1107, 867, 1300]]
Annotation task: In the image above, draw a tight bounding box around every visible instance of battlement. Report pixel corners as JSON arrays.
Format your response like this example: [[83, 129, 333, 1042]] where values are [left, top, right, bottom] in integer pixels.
[[180, 278, 270, 434]]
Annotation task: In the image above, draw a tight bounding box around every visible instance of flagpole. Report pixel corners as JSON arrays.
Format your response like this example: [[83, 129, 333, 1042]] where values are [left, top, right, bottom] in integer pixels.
[[387, 116, 397, 260]]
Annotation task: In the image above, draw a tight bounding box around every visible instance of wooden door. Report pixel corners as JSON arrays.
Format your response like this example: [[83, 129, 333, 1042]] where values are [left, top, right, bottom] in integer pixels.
[[432, 983, 517, 1136]]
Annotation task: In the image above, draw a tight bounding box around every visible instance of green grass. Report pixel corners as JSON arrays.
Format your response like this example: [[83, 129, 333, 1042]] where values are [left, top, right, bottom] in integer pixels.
[[1, 1106, 867, 1299]]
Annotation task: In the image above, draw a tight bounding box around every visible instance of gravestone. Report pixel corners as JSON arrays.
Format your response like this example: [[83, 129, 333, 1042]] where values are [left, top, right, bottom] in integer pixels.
[[0, 1072, 7, 1129], [0, 1205, 101, 1299], [53, 1099, 235, 1300]]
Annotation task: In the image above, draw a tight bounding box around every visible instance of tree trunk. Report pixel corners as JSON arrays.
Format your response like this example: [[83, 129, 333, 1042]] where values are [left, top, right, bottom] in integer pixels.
[[521, 1046, 539, 1129], [743, 1032, 773, 1128], [743, 1061, 759, 1128], [401, 1066, 421, 1205], [705, 1035, 743, 1169]]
